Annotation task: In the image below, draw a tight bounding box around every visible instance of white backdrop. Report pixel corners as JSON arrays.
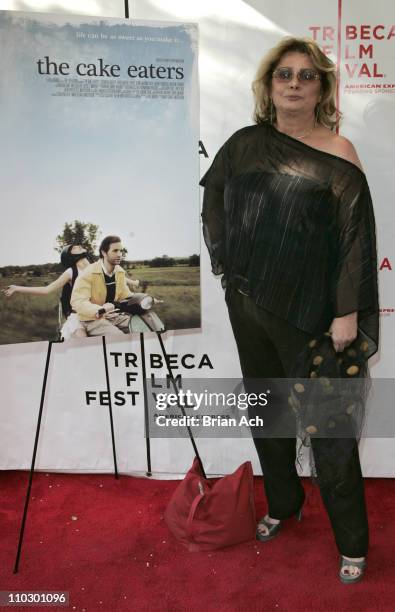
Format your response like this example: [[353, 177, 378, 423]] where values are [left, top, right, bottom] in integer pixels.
[[1, 0, 394, 477]]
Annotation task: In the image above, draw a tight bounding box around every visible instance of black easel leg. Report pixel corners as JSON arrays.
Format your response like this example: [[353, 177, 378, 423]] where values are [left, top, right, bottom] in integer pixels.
[[156, 332, 206, 478], [14, 341, 53, 573], [124, 0, 129, 19], [102, 336, 119, 479], [140, 333, 152, 476]]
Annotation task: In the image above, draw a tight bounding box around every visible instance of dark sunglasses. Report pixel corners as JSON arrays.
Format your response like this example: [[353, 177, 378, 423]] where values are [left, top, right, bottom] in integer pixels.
[[272, 67, 321, 82]]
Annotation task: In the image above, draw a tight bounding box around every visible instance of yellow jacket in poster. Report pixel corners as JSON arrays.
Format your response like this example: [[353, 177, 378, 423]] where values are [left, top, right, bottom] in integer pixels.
[[70, 260, 131, 321]]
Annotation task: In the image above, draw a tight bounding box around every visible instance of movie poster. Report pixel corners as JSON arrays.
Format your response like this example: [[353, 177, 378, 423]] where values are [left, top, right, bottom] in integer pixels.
[[0, 11, 199, 343]]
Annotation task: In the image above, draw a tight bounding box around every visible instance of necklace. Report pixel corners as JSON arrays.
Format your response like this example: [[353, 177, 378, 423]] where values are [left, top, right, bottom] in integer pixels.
[[294, 124, 316, 139], [275, 122, 316, 140]]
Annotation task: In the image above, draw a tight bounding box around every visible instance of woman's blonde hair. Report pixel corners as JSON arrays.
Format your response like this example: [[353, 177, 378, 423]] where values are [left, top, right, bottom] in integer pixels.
[[252, 36, 340, 129]]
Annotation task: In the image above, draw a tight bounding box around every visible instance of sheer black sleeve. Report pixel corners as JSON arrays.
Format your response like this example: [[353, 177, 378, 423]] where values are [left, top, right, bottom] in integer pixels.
[[200, 142, 232, 275], [331, 171, 379, 358]]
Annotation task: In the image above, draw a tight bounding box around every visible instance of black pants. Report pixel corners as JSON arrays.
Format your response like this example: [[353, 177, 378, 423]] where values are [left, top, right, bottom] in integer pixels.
[[226, 286, 368, 558]]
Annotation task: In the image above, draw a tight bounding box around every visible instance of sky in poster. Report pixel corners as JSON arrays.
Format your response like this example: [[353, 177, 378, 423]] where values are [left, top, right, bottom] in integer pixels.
[[0, 11, 199, 266]]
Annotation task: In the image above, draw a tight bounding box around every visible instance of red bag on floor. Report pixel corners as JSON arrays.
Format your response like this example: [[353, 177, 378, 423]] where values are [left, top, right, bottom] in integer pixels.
[[164, 457, 256, 551]]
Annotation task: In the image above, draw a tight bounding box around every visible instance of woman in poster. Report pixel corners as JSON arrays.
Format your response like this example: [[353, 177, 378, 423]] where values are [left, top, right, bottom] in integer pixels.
[[200, 36, 379, 583], [2, 244, 91, 338]]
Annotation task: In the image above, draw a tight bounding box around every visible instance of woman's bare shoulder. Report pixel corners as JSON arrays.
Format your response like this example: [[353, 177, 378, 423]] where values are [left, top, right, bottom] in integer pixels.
[[314, 127, 364, 171]]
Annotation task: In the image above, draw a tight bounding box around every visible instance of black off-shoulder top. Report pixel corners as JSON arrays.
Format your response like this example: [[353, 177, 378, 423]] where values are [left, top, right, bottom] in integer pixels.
[[200, 121, 379, 359]]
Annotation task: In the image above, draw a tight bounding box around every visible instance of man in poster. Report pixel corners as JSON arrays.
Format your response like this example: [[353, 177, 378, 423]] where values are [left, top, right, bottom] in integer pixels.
[[70, 235, 132, 336]]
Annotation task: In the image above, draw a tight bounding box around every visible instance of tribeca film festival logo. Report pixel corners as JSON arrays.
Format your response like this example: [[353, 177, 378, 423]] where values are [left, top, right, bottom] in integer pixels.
[[308, 23, 395, 93], [84, 352, 215, 408]]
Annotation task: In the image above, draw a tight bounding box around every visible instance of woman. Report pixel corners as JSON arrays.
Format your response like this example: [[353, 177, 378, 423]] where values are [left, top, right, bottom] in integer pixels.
[[2, 244, 91, 338], [200, 37, 379, 583]]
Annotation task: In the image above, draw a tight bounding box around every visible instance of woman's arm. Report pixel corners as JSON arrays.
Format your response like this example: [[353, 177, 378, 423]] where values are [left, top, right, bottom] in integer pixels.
[[200, 141, 232, 275], [333, 135, 364, 172], [2, 269, 71, 297], [330, 168, 379, 357]]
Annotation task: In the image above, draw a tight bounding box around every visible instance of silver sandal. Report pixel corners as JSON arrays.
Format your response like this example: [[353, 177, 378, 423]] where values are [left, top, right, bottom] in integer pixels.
[[256, 507, 303, 542], [339, 556, 366, 584], [256, 515, 282, 542]]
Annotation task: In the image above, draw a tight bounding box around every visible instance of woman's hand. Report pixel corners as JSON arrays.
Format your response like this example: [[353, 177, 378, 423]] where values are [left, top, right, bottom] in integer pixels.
[[2, 285, 18, 297], [329, 311, 358, 352]]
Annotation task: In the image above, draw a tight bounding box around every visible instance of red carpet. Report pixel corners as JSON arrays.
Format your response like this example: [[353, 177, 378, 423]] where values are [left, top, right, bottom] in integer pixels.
[[0, 471, 394, 612]]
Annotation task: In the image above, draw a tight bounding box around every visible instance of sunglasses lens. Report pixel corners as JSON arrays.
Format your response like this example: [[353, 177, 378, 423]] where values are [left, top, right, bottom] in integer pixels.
[[300, 69, 319, 81], [276, 68, 292, 80]]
